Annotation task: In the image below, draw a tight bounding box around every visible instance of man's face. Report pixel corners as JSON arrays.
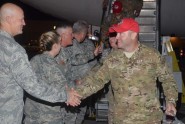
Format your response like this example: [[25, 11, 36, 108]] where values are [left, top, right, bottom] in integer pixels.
[[10, 9, 25, 36], [78, 32, 87, 43], [59, 27, 73, 47], [109, 37, 117, 49], [116, 31, 131, 49]]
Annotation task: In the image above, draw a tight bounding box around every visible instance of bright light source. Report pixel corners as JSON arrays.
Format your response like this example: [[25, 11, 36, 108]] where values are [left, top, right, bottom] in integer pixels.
[[88, 35, 99, 41], [53, 26, 56, 29]]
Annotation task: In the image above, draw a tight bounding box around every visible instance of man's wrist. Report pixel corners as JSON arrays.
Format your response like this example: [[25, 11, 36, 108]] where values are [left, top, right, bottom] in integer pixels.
[[168, 99, 176, 107]]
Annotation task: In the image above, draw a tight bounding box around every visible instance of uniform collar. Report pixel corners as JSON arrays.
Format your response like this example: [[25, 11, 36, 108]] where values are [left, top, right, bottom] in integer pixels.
[[43, 51, 55, 58]]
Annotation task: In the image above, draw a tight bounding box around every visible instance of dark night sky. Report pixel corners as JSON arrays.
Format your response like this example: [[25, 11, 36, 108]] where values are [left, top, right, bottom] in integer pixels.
[[0, 0, 62, 21]]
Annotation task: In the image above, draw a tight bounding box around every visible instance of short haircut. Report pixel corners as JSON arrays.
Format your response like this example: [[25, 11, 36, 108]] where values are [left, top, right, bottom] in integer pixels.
[[56, 21, 72, 30], [73, 20, 88, 34]]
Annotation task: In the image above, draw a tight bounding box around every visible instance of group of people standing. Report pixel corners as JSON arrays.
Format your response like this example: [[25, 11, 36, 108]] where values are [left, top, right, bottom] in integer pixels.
[[0, 2, 179, 124], [24, 20, 101, 124]]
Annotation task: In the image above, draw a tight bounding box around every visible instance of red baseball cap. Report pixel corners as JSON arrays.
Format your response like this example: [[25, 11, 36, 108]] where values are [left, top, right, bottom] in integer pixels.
[[112, 1, 123, 14], [109, 18, 139, 33]]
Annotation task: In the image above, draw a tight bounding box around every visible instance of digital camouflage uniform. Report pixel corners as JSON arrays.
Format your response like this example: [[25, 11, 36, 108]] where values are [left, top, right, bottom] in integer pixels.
[[56, 46, 77, 124], [56, 46, 74, 87], [70, 39, 96, 124], [56, 39, 97, 124], [0, 30, 67, 124], [70, 39, 92, 80], [81, 38, 97, 69], [24, 52, 68, 124], [76, 44, 178, 124]]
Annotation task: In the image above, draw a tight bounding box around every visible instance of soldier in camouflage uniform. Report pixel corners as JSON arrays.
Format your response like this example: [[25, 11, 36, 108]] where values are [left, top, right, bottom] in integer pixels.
[[23, 31, 68, 124], [71, 20, 101, 83], [80, 38, 101, 117], [71, 20, 100, 124], [0, 3, 80, 124], [75, 18, 178, 124], [55, 23, 77, 124], [101, 0, 143, 47], [55, 22, 74, 85], [56, 21, 100, 124], [102, 35, 118, 124], [96, 31, 118, 123]]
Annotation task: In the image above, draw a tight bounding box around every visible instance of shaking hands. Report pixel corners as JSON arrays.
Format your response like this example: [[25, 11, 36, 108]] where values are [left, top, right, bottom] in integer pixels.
[[66, 87, 82, 107]]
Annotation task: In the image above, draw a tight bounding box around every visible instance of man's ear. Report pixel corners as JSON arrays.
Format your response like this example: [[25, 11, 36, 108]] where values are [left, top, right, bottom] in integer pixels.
[[6, 16, 12, 24], [131, 32, 137, 40]]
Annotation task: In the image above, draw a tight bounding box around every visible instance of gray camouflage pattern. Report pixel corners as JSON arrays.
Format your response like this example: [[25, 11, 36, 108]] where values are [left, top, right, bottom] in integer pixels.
[[60, 38, 98, 124], [81, 38, 97, 69], [70, 39, 96, 124], [24, 52, 68, 124], [76, 44, 178, 124], [0, 30, 67, 124], [56, 46, 75, 88]]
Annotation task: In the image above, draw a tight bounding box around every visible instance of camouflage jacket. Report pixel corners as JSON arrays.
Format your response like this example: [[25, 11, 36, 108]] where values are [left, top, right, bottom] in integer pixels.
[[76, 44, 178, 124], [81, 38, 97, 69], [0, 30, 67, 124], [56, 46, 73, 81], [24, 52, 68, 121], [56, 39, 97, 81], [70, 39, 92, 80]]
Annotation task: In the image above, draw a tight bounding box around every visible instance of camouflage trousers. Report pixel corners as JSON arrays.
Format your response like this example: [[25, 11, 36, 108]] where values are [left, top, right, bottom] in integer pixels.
[[75, 105, 87, 124], [61, 104, 87, 124], [61, 107, 77, 124], [23, 116, 64, 124]]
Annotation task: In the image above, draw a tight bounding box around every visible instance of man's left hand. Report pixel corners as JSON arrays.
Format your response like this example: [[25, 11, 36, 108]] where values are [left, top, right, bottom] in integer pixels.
[[165, 102, 177, 116]]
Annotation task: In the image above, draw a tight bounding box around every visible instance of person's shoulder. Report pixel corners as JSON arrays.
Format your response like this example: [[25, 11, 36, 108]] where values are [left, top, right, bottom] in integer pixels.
[[30, 54, 41, 62], [140, 44, 161, 60], [84, 38, 94, 44], [110, 49, 122, 56], [0, 33, 18, 48], [104, 49, 121, 61], [141, 44, 160, 54], [0, 33, 25, 56], [84, 38, 91, 42], [65, 45, 74, 53]]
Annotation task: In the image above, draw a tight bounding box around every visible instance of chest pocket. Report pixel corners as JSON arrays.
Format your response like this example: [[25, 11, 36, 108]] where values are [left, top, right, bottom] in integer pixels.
[[136, 59, 157, 80]]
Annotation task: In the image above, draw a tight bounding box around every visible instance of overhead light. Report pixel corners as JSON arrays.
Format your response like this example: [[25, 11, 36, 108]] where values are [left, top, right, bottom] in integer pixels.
[[53, 26, 56, 29], [88, 35, 99, 41]]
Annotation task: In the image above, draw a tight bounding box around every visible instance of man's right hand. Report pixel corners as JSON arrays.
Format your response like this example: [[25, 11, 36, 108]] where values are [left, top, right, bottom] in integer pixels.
[[94, 45, 102, 56], [66, 87, 82, 107]]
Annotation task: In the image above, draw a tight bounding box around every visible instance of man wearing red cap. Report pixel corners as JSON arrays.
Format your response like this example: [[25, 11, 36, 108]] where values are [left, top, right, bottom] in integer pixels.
[[75, 18, 178, 123]]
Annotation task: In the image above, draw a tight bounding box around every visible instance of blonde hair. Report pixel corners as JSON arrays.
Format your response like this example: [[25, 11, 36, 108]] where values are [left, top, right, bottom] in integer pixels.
[[39, 31, 60, 51]]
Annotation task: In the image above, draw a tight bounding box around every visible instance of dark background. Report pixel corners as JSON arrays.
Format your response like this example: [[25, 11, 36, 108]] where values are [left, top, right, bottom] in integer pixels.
[[0, 0, 61, 21]]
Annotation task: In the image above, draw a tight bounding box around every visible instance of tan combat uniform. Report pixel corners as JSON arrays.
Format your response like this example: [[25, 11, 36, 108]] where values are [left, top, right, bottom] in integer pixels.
[[76, 44, 178, 124]]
